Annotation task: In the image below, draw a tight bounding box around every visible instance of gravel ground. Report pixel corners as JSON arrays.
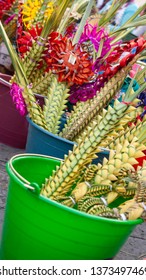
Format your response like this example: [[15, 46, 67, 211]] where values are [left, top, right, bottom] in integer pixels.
[[0, 142, 146, 260]]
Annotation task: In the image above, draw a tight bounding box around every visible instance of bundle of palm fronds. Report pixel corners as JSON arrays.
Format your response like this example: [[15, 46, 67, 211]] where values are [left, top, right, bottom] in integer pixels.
[[1, 0, 146, 221]]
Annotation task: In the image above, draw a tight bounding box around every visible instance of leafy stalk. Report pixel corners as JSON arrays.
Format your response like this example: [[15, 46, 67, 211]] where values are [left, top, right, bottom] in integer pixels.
[[60, 55, 139, 141], [98, 0, 127, 27], [23, 0, 71, 78], [72, 0, 94, 45], [0, 20, 47, 129], [43, 75, 69, 134], [41, 83, 146, 199]]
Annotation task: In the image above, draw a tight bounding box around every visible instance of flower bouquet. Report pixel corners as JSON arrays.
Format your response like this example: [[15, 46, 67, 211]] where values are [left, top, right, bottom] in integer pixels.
[[0, 0, 146, 260]]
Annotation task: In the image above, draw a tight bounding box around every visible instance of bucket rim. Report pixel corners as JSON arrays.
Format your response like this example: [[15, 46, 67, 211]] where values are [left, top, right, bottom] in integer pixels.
[[7, 153, 143, 226], [26, 116, 76, 146], [26, 116, 110, 155]]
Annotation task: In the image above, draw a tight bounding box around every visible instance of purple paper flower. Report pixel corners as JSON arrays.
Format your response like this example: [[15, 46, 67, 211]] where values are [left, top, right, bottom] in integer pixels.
[[10, 83, 27, 116], [69, 80, 104, 104], [68, 24, 113, 104]]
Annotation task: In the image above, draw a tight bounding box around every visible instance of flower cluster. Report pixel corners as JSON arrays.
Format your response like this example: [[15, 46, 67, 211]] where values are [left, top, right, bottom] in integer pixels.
[[21, 0, 54, 29], [96, 37, 146, 83], [45, 32, 94, 85], [0, 0, 15, 20], [17, 25, 42, 56], [10, 83, 27, 116]]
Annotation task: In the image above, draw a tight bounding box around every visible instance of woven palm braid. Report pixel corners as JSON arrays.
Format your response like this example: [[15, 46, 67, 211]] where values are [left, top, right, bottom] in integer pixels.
[[41, 100, 137, 199], [43, 75, 69, 134], [60, 54, 139, 141]]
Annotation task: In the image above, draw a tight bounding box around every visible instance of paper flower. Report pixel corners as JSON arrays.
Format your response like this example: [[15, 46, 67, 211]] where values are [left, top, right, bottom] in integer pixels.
[[17, 25, 42, 56], [79, 23, 113, 58], [0, 0, 15, 20], [10, 83, 27, 116], [21, 0, 54, 29], [45, 32, 94, 85], [69, 80, 104, 104], [95, 37, 146, 84]]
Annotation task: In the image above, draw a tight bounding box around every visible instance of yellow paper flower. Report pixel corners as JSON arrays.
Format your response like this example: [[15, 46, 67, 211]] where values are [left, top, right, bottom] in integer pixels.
[[22, 0, 54, 29]]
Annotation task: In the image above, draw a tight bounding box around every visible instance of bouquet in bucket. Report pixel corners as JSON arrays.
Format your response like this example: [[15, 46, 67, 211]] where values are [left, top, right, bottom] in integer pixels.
[[1, 0, 146, 221]]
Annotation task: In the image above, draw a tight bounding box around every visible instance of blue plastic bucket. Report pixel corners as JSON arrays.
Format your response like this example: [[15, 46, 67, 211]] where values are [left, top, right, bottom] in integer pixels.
[[25, 117, 109, 163]]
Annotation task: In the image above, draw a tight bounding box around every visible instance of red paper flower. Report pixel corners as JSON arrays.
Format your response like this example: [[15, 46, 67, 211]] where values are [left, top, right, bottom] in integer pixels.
[[96, 37, 146, 84], [0, 0, 15, 20], [17, 25, 42, 56], [45, 33, 94, 85]]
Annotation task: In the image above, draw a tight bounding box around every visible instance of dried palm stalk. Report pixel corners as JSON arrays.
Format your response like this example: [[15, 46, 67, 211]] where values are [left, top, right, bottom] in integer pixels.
[[43, 75, 69, 134], [41, 80, 146, 200], [60, 54, 139, 141], [31, 71, 52, 95]]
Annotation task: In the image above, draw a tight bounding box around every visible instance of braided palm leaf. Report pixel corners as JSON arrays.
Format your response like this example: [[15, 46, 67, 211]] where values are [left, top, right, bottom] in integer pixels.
[[60, 54, 140, 141], [0, 21, 47, 129], [108, 116, 146, 150], [98, 107, 142, 148], [41, 80, 146, 200], [43, 75, 69, 134], [22, 85, 48, 129], [52, 131, 146, 207], [78, 197, 106, 213], [57, 183, 112, 208], [118, 163, 146, 220], [22, 37, 47, 79], [74, 91, 143, 144], [92, 138, 145, 186], [31, 71, 53, 96], [81, 98, 143, 158]]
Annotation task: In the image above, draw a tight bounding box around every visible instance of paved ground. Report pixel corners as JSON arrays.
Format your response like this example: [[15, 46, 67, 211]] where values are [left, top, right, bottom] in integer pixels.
[[0, 142, 146, 260]]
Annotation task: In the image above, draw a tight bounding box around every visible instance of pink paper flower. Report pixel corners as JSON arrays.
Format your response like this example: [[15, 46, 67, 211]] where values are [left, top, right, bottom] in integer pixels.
[[79, 24, 113, 58], [10, 83, 27, 116]]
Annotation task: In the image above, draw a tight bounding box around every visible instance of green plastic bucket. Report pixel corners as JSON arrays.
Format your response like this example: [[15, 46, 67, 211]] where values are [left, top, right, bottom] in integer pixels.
[[0, 154, 143, 260]]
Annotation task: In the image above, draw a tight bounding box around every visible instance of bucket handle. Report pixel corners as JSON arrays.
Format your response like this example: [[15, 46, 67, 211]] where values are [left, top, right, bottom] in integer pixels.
[[0, 77, 11, 88], [8, 153, 62, 194]]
